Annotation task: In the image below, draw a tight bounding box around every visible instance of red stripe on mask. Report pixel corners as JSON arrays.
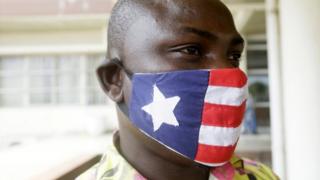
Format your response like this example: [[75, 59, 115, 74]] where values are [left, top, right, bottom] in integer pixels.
[[195, 143, 237, 164], [209, 68, 247, 88], [201, 101, 246, 128]]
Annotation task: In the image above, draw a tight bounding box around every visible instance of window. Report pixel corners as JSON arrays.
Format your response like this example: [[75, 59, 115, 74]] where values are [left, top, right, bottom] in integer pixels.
[[0, 57, 24, 106], [247, 40, 270, 132], [0, 55, 107, 107], [86, 55, 108, 105]]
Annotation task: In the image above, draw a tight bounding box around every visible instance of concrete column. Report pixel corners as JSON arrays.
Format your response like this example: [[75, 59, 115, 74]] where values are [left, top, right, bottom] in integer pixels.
[[279, 0, 320, 179], [265, 0, 286, 179]]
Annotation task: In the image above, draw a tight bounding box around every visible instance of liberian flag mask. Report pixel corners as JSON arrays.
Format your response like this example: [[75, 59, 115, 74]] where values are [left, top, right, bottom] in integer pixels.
[[129, 68, 248, 167]]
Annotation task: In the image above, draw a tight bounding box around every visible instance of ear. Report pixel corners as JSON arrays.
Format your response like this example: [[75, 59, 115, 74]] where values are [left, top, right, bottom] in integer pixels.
[[96, 59, 124, 103]]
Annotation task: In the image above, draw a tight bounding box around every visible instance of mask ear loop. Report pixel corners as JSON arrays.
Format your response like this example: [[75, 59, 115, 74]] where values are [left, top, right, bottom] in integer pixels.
[[110, 58, 133, 79], [109, 58, 132, 116]]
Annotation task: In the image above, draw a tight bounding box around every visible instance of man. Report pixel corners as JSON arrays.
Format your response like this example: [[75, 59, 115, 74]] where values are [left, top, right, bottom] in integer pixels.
[[78, 0, 279, 179]]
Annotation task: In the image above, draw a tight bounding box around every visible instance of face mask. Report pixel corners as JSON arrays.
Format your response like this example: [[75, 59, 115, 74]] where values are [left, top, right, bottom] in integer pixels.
[[111, 59, 248, 167]]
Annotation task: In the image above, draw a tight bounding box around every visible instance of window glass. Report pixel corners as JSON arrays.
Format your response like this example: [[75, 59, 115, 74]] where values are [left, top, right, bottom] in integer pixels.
[[0, 57, 25, 106], [0, 54, 106, 107], [247, 50, 268, 69], [86, 55, 106, 105]]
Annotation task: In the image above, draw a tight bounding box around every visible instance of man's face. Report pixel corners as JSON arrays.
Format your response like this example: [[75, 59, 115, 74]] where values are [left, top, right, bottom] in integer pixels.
[[121, 0, 244, 104]]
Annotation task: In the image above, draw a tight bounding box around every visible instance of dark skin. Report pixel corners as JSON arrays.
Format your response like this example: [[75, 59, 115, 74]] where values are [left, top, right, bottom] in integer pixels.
[[98, 0, 244, 179]]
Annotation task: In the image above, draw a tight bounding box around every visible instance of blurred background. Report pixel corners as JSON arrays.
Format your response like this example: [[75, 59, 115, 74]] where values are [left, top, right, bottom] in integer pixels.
[[0, 0, 319, 179]]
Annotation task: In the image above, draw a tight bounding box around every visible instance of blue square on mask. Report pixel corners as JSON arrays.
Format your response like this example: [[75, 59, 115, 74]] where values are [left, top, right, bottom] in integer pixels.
[[129, 70, 209, 159]]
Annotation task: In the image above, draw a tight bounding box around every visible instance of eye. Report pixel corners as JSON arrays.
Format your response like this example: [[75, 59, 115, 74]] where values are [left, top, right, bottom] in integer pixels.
[[228, 52, 242, 61], [228, 52, 242, 67], [180, 46, 201, 56], [169, 44, 202, 57]]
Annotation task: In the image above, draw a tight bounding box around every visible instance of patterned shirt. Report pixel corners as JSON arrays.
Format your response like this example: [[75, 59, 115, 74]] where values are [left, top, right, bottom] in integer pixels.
[[77, 145, 279, 180]]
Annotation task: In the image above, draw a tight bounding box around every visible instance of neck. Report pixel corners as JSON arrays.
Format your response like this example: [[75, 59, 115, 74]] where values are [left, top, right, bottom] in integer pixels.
[[114, 108, 210, 180]]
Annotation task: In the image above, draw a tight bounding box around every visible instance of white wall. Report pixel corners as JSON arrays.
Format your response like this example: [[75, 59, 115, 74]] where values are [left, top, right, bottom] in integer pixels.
[[0, 15, 108, 55], [0, 15, 118, 148], [0, 105, 117, 146]]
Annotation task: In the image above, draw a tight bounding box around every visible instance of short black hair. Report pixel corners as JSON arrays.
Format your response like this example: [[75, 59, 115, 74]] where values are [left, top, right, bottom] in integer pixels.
[[108, 1, 137, 58], [107, 0, 157, 60]]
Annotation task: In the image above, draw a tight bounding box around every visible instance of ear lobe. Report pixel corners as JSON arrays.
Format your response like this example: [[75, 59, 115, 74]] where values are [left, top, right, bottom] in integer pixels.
[[96, 59, 124, 103]]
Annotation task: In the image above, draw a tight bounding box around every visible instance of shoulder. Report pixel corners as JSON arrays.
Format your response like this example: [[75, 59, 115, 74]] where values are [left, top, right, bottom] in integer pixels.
[[76, 145, 141, 180], [76, 163, 99, 180], [211, 155, 280, 180], [240, 157, 279, 180]]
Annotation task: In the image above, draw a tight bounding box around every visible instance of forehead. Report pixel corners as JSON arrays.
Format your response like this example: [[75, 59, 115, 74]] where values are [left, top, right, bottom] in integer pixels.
[[124, 0, 238, 47], [153, 0, 236, 34], [123, 0, 239, 65]]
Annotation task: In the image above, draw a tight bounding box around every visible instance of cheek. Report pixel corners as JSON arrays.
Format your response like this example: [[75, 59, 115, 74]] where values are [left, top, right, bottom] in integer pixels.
[[122, 73, 133, 106]]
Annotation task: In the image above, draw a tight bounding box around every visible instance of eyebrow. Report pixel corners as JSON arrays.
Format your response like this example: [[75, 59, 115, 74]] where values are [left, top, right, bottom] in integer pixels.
[[180, 26, 245, 46], [180, 26, 218, 40], [230, 36, 245, 46]]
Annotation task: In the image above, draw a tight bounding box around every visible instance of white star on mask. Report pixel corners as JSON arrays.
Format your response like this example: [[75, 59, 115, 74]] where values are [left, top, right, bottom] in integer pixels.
[[142, 85, 181, 132]]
